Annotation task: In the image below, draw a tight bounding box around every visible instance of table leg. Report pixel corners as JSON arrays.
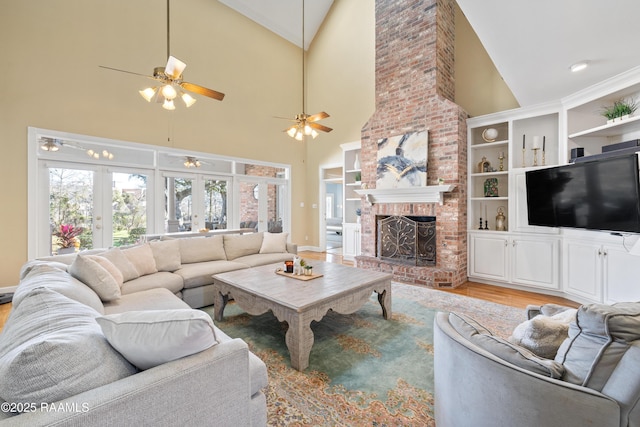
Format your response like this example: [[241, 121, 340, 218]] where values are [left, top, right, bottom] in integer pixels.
[[213, 291, 229, 322], [285, 315, 315, 371], [377, 288, 392, 320]]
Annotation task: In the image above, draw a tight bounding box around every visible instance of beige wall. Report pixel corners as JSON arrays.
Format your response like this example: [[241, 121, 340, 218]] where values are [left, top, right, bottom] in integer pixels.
[[0, 0, 515, 285]]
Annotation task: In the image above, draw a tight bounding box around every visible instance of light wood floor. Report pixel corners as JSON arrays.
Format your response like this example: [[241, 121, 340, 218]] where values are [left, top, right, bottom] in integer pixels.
[[0, 251, 579, 333]]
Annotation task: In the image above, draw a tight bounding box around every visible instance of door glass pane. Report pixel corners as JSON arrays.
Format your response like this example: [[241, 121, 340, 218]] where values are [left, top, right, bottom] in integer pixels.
[[267, 183, 284, 233], [165, 177, 193, 232], [49, 168, 93, 254], [239, 181, 258, 231], [204, 179, 227, 230], [112, 172, 148, 246]]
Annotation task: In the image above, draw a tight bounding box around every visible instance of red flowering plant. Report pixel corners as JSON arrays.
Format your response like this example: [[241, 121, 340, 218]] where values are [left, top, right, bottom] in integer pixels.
[[54, 224, 83, 248]]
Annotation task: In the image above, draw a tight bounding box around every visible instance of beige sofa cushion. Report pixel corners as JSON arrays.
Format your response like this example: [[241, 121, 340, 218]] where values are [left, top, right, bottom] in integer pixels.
[[122, 244, 158, 277], [87, 254, 124, 287], [0, 288, 136, 405], [259, 232, 288, 254], [100, 248, 140, 282], [121, 271, 184, 295], [180, 235, 227, 264], [96, 309, 219, 370], [13, 264, 104, 314], [224, 232, 263, 260], [150, 239, 182, 271], [174, 260, 248, 289], [69, 254, 122, 302]]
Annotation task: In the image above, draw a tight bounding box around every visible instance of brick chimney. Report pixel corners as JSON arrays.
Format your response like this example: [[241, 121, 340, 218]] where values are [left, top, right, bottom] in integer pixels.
[[356, 0, 468, 288]]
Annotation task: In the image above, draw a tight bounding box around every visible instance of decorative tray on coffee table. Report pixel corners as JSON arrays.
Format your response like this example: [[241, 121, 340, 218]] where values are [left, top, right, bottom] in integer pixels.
[[275, 269, 323, 281]]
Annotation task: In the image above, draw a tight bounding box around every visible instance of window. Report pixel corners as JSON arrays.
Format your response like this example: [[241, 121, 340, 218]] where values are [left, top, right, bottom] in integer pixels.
[[28, 127, 291, 258]]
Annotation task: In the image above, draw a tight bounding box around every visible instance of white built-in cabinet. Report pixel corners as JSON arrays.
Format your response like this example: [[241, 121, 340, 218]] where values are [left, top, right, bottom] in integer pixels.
[[468, 67, 640, 304], [341, 141, 362, 260]]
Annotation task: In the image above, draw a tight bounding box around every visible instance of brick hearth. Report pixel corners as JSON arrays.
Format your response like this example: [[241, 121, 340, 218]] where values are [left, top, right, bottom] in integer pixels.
[[355, 0, 468, 288]]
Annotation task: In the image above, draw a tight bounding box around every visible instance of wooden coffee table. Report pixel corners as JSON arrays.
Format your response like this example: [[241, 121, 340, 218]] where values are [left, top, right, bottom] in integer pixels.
[[212, 261, 392, 371]]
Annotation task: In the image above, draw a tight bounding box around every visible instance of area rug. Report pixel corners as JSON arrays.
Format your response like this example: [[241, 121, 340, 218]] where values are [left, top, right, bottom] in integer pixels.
[[201, 283, 524, 426]]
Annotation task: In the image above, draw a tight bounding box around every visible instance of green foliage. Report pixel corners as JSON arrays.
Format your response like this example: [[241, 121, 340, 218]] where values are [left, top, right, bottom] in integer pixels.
[[602, 98, 638, 120]]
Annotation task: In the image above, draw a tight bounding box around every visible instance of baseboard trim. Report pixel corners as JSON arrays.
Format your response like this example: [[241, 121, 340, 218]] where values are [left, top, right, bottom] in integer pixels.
[[0, 286, 17, 294]]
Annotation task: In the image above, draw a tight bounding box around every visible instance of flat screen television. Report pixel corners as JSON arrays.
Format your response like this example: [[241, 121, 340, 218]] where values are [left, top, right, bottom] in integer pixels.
[[525, 153, 640, 233]]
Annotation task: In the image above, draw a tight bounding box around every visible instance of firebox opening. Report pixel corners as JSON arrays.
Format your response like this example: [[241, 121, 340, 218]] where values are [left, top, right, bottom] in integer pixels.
[[376, 215, 436, 266]]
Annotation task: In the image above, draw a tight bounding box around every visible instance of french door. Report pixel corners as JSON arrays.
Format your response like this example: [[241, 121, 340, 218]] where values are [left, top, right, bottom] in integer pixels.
[[237, 178, 287, 233], [38, 162, 152, 256]]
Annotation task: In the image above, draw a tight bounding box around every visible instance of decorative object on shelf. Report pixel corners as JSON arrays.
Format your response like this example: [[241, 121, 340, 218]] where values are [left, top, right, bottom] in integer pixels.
[[483, 178, 499, 197], [495, 206, 507, 231], [376, 131, 427, 188], [601, 97, 637, 124], [531, 135, 542, 166], [482, 128, 499, 142], [522, 135, 526, 167], [356, 208, 362, 224], [353, 154, 360, 170], [498, 152, 505, 171], [354, 171, 361, 182], [477, 156, 490, 173], [542, 135, 546, 165]]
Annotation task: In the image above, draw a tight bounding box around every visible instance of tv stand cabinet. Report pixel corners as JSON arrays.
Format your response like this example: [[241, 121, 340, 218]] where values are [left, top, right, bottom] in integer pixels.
[[467, 66, 640, 304]]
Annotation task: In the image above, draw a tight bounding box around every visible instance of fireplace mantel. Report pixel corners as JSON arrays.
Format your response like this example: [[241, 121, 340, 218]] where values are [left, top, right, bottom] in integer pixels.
[[354, 185, 455, 205]]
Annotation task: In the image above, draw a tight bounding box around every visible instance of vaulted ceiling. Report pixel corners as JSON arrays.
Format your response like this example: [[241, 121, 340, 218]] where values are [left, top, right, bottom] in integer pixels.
[[220, 0, 640, 107]]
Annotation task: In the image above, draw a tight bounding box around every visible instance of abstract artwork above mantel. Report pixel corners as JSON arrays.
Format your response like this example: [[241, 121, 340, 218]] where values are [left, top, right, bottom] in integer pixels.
[[376, 131, 428, 189]]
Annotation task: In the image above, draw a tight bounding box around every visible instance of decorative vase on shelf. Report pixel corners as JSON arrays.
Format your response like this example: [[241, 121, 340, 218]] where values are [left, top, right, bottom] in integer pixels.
[[353, 154, 360, 170]]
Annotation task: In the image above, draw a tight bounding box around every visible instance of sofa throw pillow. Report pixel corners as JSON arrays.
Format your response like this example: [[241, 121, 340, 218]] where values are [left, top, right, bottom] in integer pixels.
[[12, 264, 104, 314], [100, 248, 140, 282], [122, 243, 158, 277], [69, 254, 122, 302], [509, 308, 577, 359], [179, 235, 226, 264], [223, 232, 264, 260], [0, 287, 137, 406], [259, 232, 289, 254], [96, 309, 219, 370], [449, 312, 564, 379], [87, 254, 124, 287], [150, 239, 182, 271], [555, 302, 640, 390]]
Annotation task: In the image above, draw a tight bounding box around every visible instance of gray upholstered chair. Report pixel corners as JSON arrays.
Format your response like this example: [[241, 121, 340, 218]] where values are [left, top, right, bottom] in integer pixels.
[[434, 301, 640, 427]]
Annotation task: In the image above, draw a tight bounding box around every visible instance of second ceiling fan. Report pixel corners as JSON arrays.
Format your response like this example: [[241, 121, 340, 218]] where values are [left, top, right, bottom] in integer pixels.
[[100, 0, 225, 110], [278, 0, 332, 140]]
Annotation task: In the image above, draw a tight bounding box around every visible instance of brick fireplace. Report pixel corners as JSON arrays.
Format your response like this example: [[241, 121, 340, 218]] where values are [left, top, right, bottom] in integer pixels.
[[355, 0, 468, 288]]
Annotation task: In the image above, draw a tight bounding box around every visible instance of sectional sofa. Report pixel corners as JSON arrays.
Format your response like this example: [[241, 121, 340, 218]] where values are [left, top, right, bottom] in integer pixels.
[[0, 231, 297, 426]]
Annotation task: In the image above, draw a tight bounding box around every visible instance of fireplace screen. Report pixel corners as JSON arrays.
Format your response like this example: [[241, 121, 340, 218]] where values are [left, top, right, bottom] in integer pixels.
[[377, 216, 436, 266]]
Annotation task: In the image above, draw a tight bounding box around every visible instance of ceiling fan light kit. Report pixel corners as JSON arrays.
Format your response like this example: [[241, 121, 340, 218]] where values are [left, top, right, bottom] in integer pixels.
[[281, 0, 332, 141], [101, 0, 224, 111]]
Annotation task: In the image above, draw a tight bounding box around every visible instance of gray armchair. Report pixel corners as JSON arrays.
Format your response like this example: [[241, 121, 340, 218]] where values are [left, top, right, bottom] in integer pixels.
[[434, 310, 623, 427]]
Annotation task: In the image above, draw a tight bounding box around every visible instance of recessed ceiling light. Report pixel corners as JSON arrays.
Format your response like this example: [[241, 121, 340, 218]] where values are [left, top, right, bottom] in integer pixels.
[[570, 61, 589, 73]]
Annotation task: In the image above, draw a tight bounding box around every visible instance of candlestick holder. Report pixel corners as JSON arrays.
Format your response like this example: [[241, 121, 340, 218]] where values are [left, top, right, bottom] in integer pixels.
[[484, 220, 489, 230], [479, 217, 483, 230], [542, 150, 546, 166], [498, 152, 505, 171], [532, 148, 540, 166], [521, 148, 526, 168]]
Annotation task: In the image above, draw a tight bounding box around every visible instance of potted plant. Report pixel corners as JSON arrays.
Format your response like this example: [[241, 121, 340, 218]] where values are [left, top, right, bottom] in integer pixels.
[[54, 224, 83, 254], [601, 98, 638, 123], [354, 172, 361, 183]]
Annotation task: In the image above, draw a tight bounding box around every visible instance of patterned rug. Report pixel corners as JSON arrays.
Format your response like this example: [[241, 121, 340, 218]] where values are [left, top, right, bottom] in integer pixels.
[[201, 283, 524, 426]]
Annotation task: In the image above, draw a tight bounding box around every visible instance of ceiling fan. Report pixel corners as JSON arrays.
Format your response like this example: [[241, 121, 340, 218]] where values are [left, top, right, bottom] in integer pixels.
[[276, 0, 332, 140], [99, 0, 224, 110]]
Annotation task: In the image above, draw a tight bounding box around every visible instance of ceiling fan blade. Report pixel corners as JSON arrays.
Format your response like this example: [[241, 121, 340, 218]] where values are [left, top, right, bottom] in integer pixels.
[[99, 65, 158, 81], [273, 116, 298, 121], [308, 122, 333, 133], [165, 56, 187, 80], [180, 82, 225, 101], [306, 111, 329, 122]]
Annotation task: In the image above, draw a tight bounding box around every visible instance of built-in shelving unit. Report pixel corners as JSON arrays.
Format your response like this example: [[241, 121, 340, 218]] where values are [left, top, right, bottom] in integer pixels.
[[341, 141, 362, 260]]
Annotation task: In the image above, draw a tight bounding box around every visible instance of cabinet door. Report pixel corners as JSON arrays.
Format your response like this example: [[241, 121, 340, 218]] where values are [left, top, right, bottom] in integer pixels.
[[511, 236, 560, 289], [604, 245, 640, 303], [563, 240, 602, 302], [469, 234, 508, 281], [343, 223, 361, 260]]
